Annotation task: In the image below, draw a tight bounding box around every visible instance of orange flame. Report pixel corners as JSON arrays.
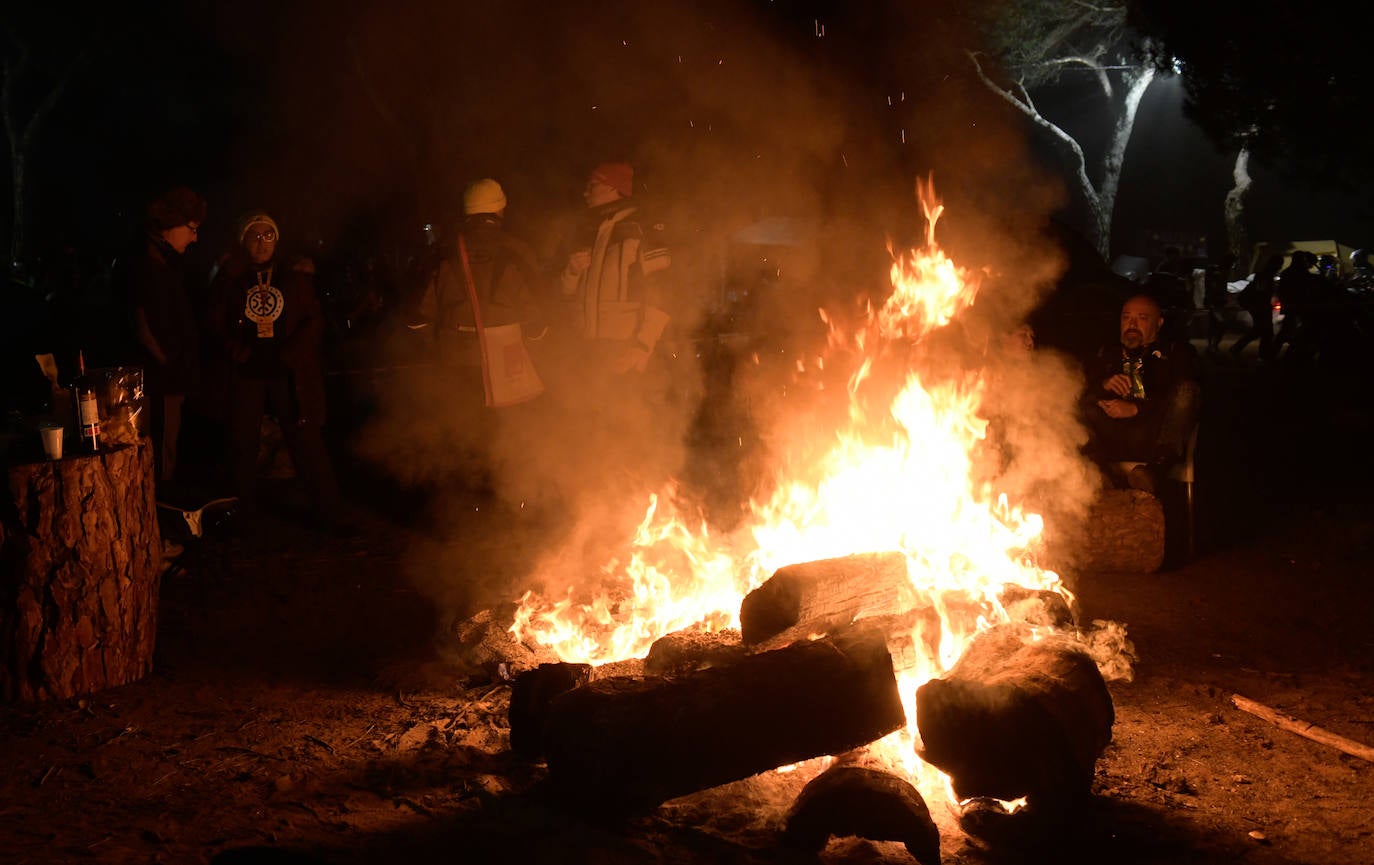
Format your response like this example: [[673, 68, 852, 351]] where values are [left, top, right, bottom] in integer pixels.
[[511, 179, 1075, 801]]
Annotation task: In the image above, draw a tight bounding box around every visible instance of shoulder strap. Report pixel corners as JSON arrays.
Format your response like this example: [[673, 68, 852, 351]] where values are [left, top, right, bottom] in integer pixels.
[[458, 234, 495, 406]]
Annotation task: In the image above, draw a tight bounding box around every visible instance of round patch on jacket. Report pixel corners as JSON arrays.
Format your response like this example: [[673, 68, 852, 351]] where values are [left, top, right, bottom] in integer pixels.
[[246, 284, 284, 337]]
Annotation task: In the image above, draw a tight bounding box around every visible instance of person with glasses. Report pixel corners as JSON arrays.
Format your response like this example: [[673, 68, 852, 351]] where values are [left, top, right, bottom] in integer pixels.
[[207, 210, 346, 534], [128, 185, 208, 487]]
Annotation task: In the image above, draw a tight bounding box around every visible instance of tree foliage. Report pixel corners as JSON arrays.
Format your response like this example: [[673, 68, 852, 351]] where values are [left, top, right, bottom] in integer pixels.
[[965, 0, 1157, 258], [977, 0, 1139, 90]]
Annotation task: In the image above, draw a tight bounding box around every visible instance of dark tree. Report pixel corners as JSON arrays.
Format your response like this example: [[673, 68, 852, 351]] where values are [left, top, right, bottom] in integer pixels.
[[965, 0, 1158, 260], [1128, 0, 1374, 194]]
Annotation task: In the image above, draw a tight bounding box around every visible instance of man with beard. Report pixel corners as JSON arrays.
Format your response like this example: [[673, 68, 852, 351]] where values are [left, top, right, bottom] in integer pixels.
[[1081, 293, 1201, 493]]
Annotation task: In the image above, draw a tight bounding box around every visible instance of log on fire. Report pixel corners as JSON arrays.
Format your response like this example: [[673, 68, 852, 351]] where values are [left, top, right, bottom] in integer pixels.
[[0, 443, 161, 701], [542, 622, 906, 815], [783, 761, 940, 865], [915, 626, 1113, 805], [739, 552, 911, 645], [643, 626, 746, 676]]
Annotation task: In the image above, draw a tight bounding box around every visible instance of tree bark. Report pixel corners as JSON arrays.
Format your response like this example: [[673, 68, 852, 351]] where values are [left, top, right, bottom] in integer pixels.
[[915, 626, 1114, 805], [0, 442, 162, 701], [542, 622, 906, 816], [1080, 488, 1165, 573], [1225, 147, 1253, 266]]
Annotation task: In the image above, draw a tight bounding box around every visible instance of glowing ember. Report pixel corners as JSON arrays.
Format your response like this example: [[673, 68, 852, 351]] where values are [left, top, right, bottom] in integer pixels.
[[511, 178, 1079, 800]]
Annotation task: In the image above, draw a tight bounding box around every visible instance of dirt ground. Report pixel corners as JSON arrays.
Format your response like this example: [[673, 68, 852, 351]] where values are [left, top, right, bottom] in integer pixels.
[[2, 340, 1373, 865]]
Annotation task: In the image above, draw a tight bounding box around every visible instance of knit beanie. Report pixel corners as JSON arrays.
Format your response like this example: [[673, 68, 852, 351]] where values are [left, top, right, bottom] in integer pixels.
[[463, 179, 507, 215], [147, 186, 208, 230], [590, 162, 633, 198], [236, 210, 280, 244]]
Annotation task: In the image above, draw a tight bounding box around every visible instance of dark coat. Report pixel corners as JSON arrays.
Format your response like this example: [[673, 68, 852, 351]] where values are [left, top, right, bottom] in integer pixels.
[[206, 251, 326, 425], [128, 234, 200, 395], [417, 214, 546, 365], [1082, 337, 1200, 439]]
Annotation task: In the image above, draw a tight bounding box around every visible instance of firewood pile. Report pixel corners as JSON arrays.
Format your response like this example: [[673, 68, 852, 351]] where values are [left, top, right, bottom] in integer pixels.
[[445, 552, 1121, 859]]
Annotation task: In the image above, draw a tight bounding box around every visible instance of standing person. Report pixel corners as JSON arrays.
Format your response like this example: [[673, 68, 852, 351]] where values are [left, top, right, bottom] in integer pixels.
[[126, 185, 207, 486], [1204, 253, 1238, 354], [1230, 254, 1282, 361], [415, 178, 546, 378], [1081, 294, 1202, 494], [206, 211, 344, 530], [1273, 251, 1322, 362], [555, 161, 672, 377]]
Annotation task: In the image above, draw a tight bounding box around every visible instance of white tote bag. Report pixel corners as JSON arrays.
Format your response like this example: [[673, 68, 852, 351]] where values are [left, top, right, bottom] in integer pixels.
[[480, 322, 544, 407]]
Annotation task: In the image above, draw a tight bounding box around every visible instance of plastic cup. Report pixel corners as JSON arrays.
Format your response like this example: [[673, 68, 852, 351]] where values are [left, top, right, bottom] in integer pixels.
[[39, 424, 63, 460]]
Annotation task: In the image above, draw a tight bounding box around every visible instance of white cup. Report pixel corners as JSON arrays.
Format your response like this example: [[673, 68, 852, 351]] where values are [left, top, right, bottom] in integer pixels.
[[39, 424, 63, 460]]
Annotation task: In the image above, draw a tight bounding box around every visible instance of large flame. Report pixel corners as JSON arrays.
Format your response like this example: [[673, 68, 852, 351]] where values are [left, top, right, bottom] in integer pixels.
[[511, 179, 1073, 805]]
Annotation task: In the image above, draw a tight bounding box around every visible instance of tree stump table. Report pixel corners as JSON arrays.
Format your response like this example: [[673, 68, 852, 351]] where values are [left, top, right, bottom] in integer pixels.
[[0, 441, 162, 701]]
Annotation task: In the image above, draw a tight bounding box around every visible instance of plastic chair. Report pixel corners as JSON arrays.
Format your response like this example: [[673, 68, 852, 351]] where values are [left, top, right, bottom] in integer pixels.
[[1114, 424, 1200, 561]]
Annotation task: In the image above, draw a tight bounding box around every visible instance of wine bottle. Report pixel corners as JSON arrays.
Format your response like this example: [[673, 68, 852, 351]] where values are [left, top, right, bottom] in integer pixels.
[[73, 351, 101, 452]]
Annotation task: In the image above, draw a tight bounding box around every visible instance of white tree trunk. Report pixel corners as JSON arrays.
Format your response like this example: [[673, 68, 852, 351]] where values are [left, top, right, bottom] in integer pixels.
[[1095, 66, 1155, 260], [969, 53, 1155, 261], [1224, 147, 1253, 268]]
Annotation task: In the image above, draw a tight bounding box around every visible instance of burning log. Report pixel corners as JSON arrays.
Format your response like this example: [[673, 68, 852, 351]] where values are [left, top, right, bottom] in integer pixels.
[[442, 603, 559, 682], [783, 761, 941, 865], [1, 443, 161, 701], [643, 626, 746, 676], [1081, 489, 1165, 573], [915, 626, 1113, 806], [542, 622, 906, 815], [739, 552, 912, 645]]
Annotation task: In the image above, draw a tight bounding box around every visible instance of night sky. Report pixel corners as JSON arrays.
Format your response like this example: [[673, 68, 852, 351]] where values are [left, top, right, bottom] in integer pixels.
[[6, 0, 1373, 275]]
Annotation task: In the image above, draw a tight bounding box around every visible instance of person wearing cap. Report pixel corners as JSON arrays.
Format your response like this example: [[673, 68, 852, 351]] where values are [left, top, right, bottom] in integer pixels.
[[556, 161, 672, 376], [127, 185, 208, 485], [415, 178, 546, 369], [206, 211, 343, 530]]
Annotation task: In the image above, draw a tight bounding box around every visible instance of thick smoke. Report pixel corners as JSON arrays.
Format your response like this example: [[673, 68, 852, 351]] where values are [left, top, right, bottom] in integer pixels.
[[249, 1, 1106, 624]]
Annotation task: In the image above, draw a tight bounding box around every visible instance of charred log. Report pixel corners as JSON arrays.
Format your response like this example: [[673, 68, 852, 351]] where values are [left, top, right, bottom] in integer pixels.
[[756, 608, 943, 681], [783, 762, 940, 865], [915, 626, 1113, 806], [543, 623, 906, 815], [0, 443, 161, 701], [508, 662, 591, 758], [739, 552, 912, 645]]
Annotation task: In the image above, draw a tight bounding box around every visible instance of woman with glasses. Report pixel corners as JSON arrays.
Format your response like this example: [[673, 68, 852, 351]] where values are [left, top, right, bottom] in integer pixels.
[[206, 211, 346, 533]]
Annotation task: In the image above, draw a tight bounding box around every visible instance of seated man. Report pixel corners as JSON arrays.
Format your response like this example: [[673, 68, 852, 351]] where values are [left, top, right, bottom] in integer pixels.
[[1081, 293, 1201, 493]]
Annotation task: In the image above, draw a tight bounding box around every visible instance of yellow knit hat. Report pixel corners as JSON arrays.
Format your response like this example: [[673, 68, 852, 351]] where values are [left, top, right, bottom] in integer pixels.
[[462, 179, 507, 215]]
